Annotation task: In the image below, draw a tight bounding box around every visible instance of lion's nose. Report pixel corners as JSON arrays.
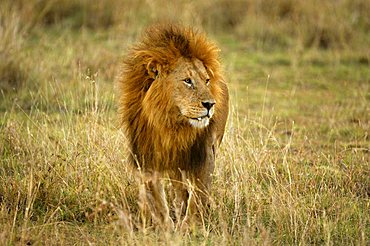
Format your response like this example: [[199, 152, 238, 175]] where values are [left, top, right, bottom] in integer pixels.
[[202, 100, 216, 111]]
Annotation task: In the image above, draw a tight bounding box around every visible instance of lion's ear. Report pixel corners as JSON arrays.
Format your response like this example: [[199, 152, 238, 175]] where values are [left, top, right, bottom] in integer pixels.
[[146, 60, 161, 79]]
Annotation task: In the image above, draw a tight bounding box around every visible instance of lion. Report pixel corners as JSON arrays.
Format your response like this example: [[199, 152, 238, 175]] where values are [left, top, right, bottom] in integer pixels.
[[118, 24, 229, 228]]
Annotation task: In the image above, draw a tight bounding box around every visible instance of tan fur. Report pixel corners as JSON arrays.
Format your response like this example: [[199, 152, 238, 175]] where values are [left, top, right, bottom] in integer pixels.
[[118, 24, 229, 225]]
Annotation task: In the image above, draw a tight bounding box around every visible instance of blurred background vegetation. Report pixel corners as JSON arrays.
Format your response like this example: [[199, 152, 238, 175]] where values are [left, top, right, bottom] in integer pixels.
[[3, 0, 370, 45], [4, 0, 370, 45]]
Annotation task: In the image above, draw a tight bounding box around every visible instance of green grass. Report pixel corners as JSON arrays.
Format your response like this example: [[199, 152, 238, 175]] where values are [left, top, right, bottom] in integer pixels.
[[1, 1, 369, 245]]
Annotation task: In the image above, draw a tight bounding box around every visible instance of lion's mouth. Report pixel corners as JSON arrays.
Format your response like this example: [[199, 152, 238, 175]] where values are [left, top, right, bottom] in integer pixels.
[[190, 115, 209, 121], [187, 115, 210, 128]]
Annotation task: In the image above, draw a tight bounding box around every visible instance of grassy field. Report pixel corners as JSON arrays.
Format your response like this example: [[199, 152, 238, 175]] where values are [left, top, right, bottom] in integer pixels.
[[1, 0, 369, 245]]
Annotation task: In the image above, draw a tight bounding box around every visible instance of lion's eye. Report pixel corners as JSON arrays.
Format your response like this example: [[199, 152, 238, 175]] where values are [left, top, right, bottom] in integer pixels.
[[183, 78, 193, 87], [206, 78, 210, 86]]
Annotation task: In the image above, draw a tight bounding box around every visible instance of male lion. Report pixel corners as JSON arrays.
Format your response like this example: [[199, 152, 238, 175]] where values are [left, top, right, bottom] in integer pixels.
[[118, 24, 228, 227]]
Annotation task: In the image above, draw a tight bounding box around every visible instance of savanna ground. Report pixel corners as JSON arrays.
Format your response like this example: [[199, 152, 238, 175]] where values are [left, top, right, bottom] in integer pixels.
[[0, 0, 369, 245]]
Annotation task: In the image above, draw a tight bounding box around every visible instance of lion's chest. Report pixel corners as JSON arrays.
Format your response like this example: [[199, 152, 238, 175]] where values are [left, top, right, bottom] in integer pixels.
[[137, 128, 212, 171]]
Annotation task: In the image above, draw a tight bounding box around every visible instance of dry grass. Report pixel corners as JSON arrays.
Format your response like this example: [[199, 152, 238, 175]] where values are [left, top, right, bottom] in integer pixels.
[[1, 0, 369, 245], [0, 2, 28, 93]]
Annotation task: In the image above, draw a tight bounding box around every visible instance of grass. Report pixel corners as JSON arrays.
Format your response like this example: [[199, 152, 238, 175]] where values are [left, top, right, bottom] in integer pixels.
[[1, 0, 369, 245]]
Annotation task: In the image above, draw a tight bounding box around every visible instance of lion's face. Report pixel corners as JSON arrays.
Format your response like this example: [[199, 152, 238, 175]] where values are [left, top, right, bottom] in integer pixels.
[[166, 58, 216, 128]]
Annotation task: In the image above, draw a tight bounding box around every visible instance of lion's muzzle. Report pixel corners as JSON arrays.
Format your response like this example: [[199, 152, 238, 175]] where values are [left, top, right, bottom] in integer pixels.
[[187, 100, 215, 128]]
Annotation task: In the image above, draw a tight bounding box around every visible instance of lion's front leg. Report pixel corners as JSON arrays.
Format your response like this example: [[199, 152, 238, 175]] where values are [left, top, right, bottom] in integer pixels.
[[172, 143, 216, 228], [194, 140, 216, 205], [138, 172, 174, 230]]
